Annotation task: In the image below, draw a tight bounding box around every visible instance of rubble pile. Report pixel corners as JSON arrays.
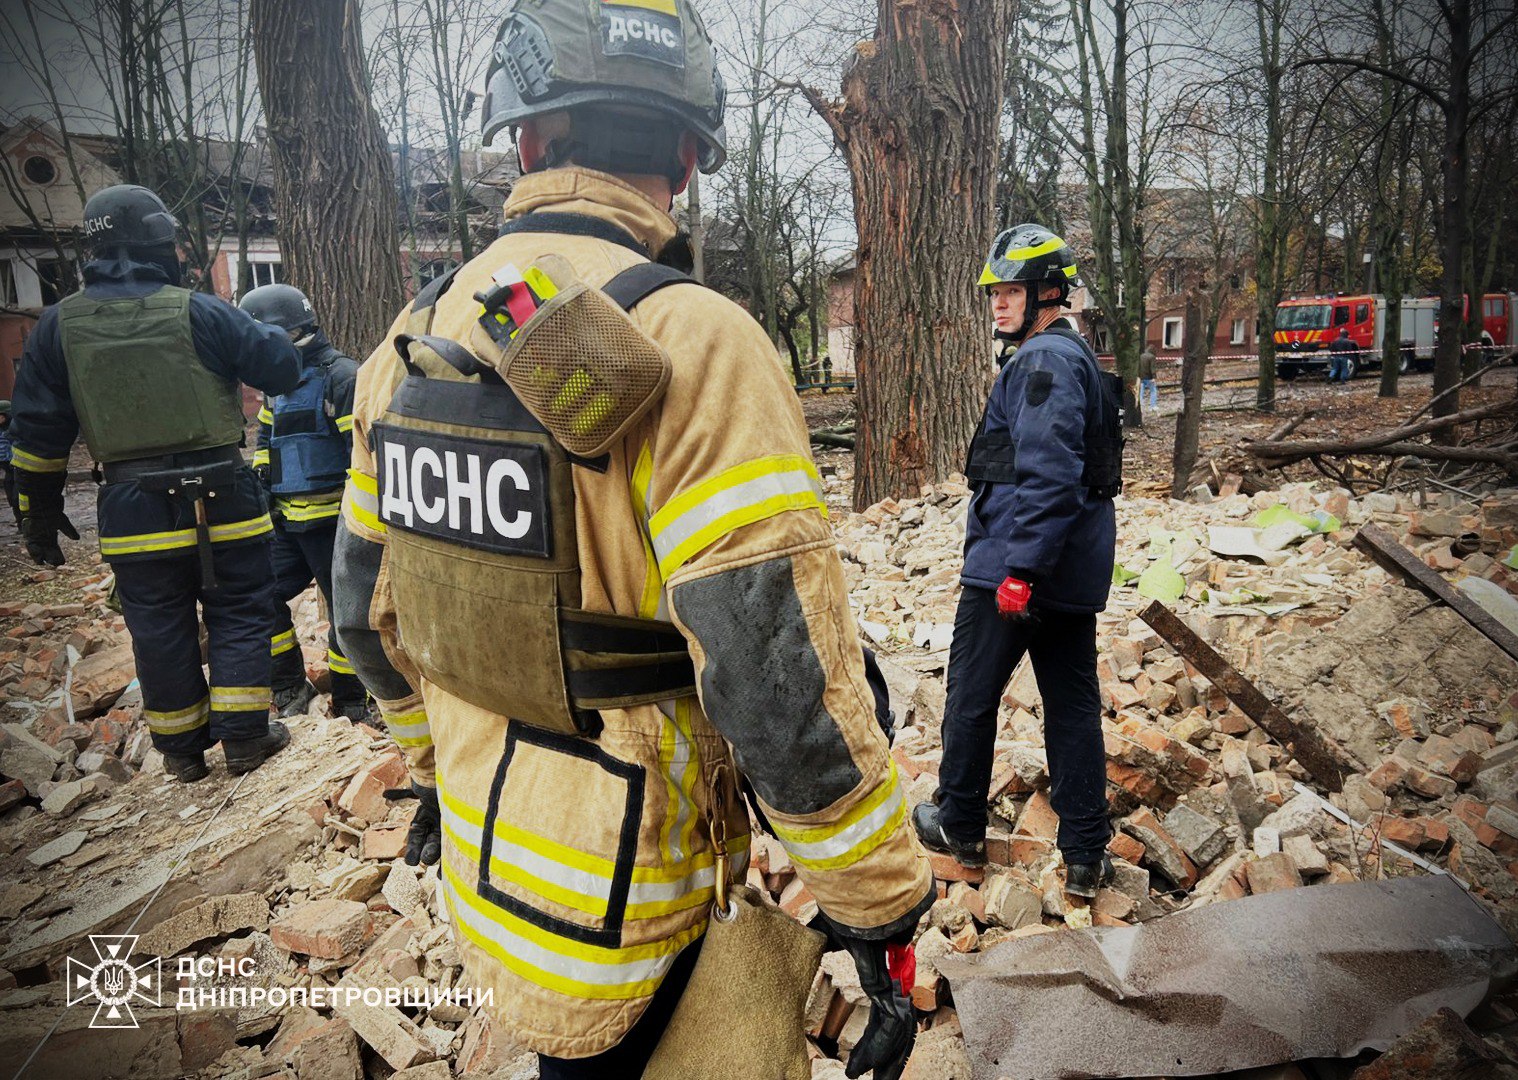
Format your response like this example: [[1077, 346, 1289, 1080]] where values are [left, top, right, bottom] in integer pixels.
[[1, 472, 1516, 1078], [809, 472, 1518, 1076]]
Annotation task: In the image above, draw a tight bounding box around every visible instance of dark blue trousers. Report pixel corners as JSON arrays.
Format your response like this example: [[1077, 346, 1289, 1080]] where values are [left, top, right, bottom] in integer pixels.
[[113, 541, 275, 756], [269, 520, 366, 708], [934, 586, 1112, 863]]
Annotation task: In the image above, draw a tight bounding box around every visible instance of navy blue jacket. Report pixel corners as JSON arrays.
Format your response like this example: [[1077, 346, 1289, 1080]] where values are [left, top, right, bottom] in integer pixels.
[[9, 255, 302, 560], [961, 326, 1117, 613]]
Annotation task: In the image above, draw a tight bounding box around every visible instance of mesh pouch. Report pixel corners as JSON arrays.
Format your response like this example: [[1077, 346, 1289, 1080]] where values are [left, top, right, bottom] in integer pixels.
[[480, 256, 672, 458]]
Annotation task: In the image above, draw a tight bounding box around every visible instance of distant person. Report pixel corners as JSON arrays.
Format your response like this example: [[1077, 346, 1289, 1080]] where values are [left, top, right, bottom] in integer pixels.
[[8, 184, 301, 783], [0, 400, 17, 527], [1328, 328, 1357, 384], [1139, 347, 1158, 412]]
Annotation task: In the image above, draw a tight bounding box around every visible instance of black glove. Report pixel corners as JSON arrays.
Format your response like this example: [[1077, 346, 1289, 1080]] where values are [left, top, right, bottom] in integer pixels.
[[405, 783, 442, 866], [253, 462, 272, 489], [21, 510, 79, 567], [841, 935, 916, 1080]]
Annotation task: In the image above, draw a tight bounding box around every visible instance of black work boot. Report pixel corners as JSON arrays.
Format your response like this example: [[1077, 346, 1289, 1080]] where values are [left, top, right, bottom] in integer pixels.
[[223, 721, 291, 776], [272, 680, 316, 719], [1064, 854, 1115, 899], [162, 752, 209, 783], [336, 699, 377, 726], [912, 802, 987, 868]]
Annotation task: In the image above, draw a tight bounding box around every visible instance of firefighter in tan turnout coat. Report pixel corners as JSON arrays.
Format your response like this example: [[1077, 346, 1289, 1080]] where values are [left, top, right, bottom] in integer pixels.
[[331, 0, 934, 1075]]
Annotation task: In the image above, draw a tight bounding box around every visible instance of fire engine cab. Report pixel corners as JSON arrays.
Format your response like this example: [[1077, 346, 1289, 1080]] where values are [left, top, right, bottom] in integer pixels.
[[1274, 292, 1518, 380]]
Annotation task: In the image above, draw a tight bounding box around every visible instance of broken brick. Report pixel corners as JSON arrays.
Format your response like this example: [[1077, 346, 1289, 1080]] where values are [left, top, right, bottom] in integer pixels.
[[270, 897, 370, 960], [1244, 852, 1302, 895]]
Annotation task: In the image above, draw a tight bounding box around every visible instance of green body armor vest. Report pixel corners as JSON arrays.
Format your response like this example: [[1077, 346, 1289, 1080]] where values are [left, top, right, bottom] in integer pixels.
[[57, 287, 246, 463], [372, 253, 697, 738]]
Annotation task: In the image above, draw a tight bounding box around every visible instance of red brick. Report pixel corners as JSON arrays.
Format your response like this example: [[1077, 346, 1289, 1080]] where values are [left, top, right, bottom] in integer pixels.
[[1106, 761, 1168, 807], [1244, 853, 1301, 894], [270, 898, 370, 959], [1367, 757, 1408, 793], [927, 852, 983, 884], [1417, 735, 1481, 785], [0, 779, 26, 813], [1122, 807, 1198, 889], [1403, 764, 1458, 800], [360, 823, 409, 861], [1107, 832, 1146, 865], [1375, 816, 1426, 849], [338, 752, 408, 822]]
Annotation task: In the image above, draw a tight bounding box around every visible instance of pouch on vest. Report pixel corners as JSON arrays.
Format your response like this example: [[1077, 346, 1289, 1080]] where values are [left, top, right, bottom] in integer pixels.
[[373, 261, 697, 739], [473, 254, 672, 458], [57, 287, 245, 463]]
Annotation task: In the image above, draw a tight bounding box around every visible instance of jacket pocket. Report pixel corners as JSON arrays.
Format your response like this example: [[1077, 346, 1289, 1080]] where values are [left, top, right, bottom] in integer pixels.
[[474, 722, 644, 947]]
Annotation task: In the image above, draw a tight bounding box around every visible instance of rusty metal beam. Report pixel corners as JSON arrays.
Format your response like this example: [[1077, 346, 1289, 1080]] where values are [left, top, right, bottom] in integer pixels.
[[1138, 600, 1351, 792], [1354, 523, 1518, 665]]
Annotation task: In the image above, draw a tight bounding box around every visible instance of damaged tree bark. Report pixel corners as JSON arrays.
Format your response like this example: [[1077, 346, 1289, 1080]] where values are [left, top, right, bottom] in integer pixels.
[[1138, 601, 1353, 791], [804, 0, 1013, 509], [250, 0, 405, 357]]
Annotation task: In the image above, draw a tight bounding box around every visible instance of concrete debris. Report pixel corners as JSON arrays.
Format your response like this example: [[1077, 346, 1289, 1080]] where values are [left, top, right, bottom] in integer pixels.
[[2, 468, 1517, 1078]]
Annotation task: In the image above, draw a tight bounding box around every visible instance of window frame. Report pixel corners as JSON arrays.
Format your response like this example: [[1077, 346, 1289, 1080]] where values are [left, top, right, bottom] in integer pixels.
[[1162, 317, 1184, 350]]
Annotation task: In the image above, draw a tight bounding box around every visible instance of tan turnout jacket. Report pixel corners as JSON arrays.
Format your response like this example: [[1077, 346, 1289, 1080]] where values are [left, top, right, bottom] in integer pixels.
[[340, 167, 933, 1057]]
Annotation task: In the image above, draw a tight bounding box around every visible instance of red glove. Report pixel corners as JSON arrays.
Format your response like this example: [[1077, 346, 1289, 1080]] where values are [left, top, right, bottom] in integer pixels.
[[886, 943, 916, 999], [996, 576, 1032, 619]]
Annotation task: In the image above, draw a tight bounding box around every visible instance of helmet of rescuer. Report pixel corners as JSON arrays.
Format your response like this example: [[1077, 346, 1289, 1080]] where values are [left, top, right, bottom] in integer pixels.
[[980, 223, 1079, 340], [239, 284, 317, 336], [81, 185, 180, 254], [481, 0, 727, 178]]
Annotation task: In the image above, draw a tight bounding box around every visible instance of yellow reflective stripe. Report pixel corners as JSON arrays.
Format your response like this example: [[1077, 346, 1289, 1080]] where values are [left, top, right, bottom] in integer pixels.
[[648, 455, 825, 579], [445, 815, 611, 917], [11, 447, 68, 473], [771, 762, 906, 871], [441, 861, 702, 1001], [978, 263, 1003, 287], [277, 495, 342, 522], [1063, 264, 1079, 278], [210, 686, 271, 711], [604, 0, 679, 15], [343, 469, 385, 535], [145, 697, 209, 735], [270, 629, 297, 656], [98, 513, 274, 555], [384, 708, 432, 748], [630, 442, 662, 619], [257, 406, 274, 425], [252, 448, 271, 467], [328, 649, 355, 675], [334, 414, 354, 433], [1004, 236, 1065, 261], [17, 494, 30, 512]]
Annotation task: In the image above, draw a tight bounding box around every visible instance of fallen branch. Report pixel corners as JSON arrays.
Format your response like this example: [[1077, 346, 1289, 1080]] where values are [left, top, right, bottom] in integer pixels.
[[811, 433, 855, 449], [1242, 399, 1518, 463]]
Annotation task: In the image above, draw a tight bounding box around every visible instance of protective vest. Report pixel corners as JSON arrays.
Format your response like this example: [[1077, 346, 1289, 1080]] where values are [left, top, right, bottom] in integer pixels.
[[965, 327, 1125, 499], [372, 253, 698, 739], [56, 287, 245, 463], [268, 362, 348, 496]]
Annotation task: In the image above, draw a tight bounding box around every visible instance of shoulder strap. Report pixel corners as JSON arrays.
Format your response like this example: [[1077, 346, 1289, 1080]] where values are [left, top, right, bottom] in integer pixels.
[[499, 212, 649, 258], [602, 263, 693, 311], [407, 266, 462, 337]]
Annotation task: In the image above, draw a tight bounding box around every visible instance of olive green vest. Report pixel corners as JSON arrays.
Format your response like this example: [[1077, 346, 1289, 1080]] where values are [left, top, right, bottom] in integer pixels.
[[57, 286, 245, 463]]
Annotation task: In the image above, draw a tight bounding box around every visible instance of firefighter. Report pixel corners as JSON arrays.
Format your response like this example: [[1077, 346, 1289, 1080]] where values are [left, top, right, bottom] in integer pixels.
[[239, 284, 368, 721], [912, 224, 1122, 899], [330, 2, 933, 1075], [9, 184, 301, 783], [1327, 327, 1357, 384]]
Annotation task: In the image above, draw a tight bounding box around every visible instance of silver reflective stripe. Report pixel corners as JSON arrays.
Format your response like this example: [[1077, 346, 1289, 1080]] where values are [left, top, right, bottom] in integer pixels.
[[774, 775, 905, 865], [650, 468, 822, 568]]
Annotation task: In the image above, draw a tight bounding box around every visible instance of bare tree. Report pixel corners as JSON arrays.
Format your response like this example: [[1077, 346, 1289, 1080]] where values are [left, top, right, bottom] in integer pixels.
[[251, 0, 404, 356], [806, 0, 1014, 507]]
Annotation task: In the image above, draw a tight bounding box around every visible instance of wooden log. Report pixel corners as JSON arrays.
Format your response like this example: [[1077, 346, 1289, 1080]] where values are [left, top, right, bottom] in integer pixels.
[[1138, 601, 1353, 791], [1353, 523, 1518, 664], [1242, 399, 1517, 462]]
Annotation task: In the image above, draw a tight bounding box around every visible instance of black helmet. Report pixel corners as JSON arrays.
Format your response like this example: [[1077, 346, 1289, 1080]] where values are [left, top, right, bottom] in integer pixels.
[[239, 284, 317, 335], [481, 0, 727, 174], [82, 185, 180, 253], [980, 223, 1079, 292]]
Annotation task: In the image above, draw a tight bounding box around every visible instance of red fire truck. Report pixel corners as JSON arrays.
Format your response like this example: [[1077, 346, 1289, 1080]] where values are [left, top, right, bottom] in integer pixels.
[[1274, 292, 1518, 379]]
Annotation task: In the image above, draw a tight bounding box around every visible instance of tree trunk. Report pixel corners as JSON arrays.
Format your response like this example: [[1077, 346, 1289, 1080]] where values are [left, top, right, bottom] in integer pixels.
[[1171, 286, 1208, 499], [688, 169, 705, 284], [250, 0, 403, 358], [1432, 0, 1471, 422], [809, 0, 1012, 509], [1253, 0, 1284, 413]]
